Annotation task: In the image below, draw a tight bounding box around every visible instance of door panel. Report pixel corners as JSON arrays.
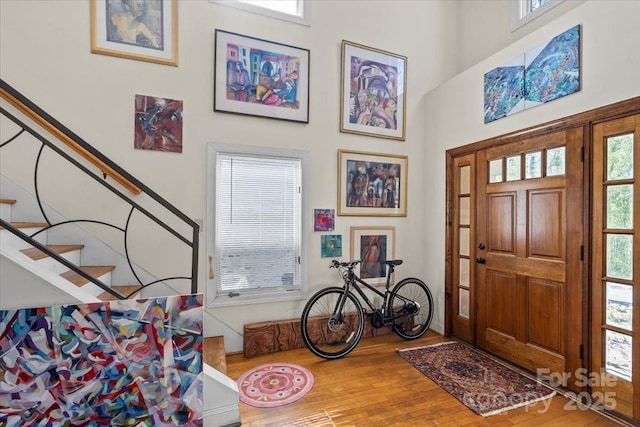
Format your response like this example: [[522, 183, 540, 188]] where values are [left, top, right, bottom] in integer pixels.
[[477, 128, 584, 391]]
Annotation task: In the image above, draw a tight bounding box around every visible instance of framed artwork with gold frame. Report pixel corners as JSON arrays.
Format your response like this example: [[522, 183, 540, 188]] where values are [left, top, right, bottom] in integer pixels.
[[350, 226, 396, 286]]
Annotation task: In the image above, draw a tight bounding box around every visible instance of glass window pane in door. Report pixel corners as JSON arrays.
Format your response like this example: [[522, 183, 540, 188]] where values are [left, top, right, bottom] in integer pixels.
[[506, 156, 521, 181], [489, 159, 503, 183], [525, 151, 542, 179], [459, 258, 469, 288], [459, 196, 470, 225], [605, 329, 632, 381], [459, 227, 470, 256], [606, 134, 634, 181], [460, 165, 470, 193], [606, 234, 633, 280], [459, 288, 470, 319], [607, 185, 633, 229], [606, 282, 633, 331], [546, 146, 566, 176]]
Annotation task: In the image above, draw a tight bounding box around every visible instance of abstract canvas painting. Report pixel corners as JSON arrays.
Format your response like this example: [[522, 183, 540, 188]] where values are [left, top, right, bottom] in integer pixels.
[[484, 25, 580, 123], [0, 294, 203, 426], [134, 94, 183, 153]]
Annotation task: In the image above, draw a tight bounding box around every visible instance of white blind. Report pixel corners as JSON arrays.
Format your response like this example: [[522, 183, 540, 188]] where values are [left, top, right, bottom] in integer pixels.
[[216, 153, 301, 292]]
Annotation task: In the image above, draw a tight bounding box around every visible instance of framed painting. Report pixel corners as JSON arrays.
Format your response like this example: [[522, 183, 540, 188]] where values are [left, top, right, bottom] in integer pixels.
[[90, 0, 178, 66], [350, 226, 395, 286], [338, 149, 408, 217], [134, 94, 183, 153], [214, 29, 310, 123], [340, 40, 407, 141]]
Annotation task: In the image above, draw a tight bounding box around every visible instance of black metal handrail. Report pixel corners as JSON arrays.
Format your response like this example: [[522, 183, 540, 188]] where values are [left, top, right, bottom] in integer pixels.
[[0, 80, 199, 299]]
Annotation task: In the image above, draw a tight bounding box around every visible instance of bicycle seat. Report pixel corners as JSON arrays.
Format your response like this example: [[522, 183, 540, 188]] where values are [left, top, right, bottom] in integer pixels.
[[384, 259, 403, 266]]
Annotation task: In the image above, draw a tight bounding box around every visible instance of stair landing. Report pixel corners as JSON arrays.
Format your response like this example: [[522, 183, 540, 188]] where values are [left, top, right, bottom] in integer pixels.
[[204, 336, 227, 375]]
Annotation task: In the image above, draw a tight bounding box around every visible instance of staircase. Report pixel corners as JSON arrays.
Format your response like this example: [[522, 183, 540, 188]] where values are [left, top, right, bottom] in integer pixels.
[[0, 79, 240, 426]]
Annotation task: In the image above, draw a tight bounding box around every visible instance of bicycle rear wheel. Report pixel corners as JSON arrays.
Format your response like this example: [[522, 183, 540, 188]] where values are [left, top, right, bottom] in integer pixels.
[[301, 287, 364, 359], [388, 278, 433, 339]]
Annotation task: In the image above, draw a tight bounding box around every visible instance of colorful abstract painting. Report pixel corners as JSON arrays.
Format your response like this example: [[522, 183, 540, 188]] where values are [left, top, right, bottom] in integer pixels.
[[134, 94, 183, 153], [321, 235, 342, 258], [484, 25, 580, 123], [524, 24, 580, 108], [314, 209, 335, 232], [0, 294, 203, 426]]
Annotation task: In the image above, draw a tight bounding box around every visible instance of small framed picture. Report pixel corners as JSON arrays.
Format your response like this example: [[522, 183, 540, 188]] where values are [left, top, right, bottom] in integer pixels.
[[350, 226, 395, 286], [134, 94, 183, 152], [338, 149, 408, 217], [214, 29, 310, 123], [90, 0, 178, 66], [340, 40, 407, 140], [321, 235, 342, 258], [314, 209, 335, 231]]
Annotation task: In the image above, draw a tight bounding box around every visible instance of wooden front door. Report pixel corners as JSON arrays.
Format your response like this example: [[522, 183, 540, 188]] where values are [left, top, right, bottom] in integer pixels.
[[476, 128, 584, 391]]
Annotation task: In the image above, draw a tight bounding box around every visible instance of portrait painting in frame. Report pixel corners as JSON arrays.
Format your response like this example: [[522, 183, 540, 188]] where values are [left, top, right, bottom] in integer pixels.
[[350, 226, 395, 286], [90, 0, 178, 66]]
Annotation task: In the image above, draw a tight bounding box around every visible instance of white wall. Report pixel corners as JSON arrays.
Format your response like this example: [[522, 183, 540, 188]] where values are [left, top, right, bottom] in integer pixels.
[[422, 0, 640, 333], [0, 1, 459, 343]]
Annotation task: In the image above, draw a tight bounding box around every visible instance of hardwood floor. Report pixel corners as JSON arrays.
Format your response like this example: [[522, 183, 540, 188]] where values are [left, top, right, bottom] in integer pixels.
[[226, 331, 628, 426]]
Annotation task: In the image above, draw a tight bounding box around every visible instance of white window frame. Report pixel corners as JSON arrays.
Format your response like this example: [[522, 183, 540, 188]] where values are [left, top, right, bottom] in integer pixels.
[[206, 143, 309, 307], [209, 0, 311, 26], [511, 0, 565, 32]]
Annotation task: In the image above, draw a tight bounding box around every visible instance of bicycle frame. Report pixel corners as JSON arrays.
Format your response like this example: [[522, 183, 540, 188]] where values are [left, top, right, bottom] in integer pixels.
[[337, 264, 415, 324]]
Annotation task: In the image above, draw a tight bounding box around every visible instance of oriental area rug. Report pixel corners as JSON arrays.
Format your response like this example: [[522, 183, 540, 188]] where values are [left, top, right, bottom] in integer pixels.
[[397, 341, 556, 417], [237, 362, 314, 408]]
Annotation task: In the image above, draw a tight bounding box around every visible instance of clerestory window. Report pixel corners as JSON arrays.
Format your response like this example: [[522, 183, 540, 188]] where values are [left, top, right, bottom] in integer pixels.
[[511, 0, 565, 31], [209, 0, 310, 26]]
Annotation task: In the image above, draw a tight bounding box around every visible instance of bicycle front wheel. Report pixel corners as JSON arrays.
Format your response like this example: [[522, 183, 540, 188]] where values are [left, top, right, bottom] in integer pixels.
[[301, 287, 364, 359], [388, 278, 433, 340]]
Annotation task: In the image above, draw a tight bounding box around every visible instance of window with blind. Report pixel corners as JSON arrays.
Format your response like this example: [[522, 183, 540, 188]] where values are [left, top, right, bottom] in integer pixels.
[[207, 143, 308, 306], [209, 0, 310, 26]]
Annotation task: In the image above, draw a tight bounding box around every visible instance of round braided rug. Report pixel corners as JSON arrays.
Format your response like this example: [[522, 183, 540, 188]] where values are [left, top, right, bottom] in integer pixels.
[[237, 362, 314, 408]]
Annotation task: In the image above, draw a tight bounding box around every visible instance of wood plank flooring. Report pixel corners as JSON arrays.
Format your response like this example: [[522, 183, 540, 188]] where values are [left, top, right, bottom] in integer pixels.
[[226, 331, 627, 426]]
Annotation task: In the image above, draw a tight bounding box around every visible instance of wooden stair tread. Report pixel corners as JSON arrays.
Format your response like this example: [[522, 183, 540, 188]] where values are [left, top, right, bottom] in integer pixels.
[[60, 265, 116, 286], [0, 198, 17, 204], [204, 336, 227, 375], [20, 244, 85, 260], [98, 284, 143, 301], [0, 221, 48, 230]]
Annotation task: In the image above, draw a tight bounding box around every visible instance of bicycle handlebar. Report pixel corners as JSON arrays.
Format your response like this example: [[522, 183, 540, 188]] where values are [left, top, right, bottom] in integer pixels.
[[330, 259, 404, 269]]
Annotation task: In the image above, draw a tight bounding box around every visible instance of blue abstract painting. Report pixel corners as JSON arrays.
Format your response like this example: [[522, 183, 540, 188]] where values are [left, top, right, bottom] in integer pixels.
[[0, 294, 204, 426], [525, 24, 581, 107], [484, 25, 581, 123]]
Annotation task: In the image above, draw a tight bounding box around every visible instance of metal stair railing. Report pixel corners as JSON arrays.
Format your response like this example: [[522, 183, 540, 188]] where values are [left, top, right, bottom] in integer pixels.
[[0, 79, 199, 299]]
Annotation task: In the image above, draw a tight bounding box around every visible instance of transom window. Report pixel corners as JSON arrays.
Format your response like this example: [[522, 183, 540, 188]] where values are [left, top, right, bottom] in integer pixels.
[[210, 0, 310, 26], [488, 146, 565, 183], [207, 143, 308, 306]]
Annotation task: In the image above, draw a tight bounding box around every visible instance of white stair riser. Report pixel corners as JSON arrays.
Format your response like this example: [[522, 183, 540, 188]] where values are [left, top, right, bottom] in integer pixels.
[[0, 203, 12, 222], [80, 272, 113, 296], [0, 227, 47, 250], [34, 250, 81, 275]]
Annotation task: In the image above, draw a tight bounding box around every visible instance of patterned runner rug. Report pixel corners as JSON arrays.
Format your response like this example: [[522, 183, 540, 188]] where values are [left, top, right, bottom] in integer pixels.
[[398, 341, 556, 417], [237, 362, 314, 408]]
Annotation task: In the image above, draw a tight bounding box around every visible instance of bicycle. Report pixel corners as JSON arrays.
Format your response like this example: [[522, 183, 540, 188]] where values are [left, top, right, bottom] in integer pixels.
[[300, 259, 433, 359]]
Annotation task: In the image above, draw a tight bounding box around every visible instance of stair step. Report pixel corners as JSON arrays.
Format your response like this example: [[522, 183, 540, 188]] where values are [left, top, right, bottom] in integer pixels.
[[204, 336, 227, 375], [0, 199, 17, 204], [60, 265, 116, 286], [98, 284, 143, 302], [20, 244, 84, 261]]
